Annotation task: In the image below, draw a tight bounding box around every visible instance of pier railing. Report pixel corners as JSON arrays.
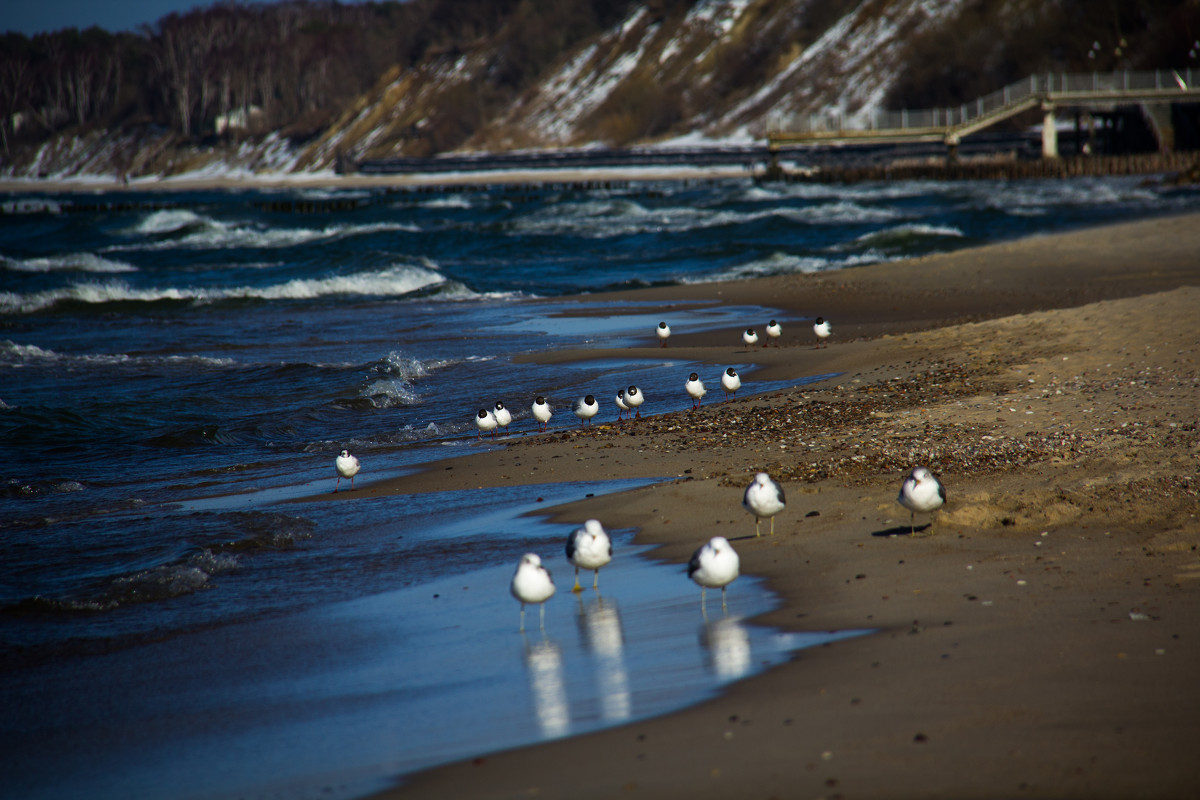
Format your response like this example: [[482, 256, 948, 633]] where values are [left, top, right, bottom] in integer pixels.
[[767, 69, 1200, 146]]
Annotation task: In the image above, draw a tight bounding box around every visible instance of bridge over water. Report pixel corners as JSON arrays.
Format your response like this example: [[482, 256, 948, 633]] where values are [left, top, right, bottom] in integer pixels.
[[767, 70, 1200, 159]]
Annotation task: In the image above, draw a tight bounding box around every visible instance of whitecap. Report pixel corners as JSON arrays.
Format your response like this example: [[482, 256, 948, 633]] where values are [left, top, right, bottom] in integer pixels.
[[0, 264, 451, 314], [131, 209, 208, 236], [687, 250, 890, 282], [790, 201, 902, 225], [121, 219, 419, 252], [853, 223, 965, 245], [3, 252, 138, 273]]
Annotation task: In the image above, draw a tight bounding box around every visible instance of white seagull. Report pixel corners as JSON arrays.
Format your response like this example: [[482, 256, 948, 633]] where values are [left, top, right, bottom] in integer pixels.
[[615, 388, 630, 421], [475, 408, 498, 438], [743, 471, 786, 536], [742, 328, 759, 347], [625, 385, 645, 419], [721, 367, 741, 398], [565, 519, 613, 593], [688, 536, 740, 612], [897, 466, 946, 535], [685, 372, 706, 409], [765, 320, 782, 345], [532, 396, 552, 431], [493, 400, 512, 433], [656, 321, 671, 347], [573, 394, 599, 426], [813, 316, 832, 348], [511, 553, 556, 631], [334, 449, 360, 493]]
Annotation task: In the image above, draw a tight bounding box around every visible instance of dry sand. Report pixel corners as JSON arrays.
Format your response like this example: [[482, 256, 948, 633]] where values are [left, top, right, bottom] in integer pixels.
[[347, 212, 1200, 799]]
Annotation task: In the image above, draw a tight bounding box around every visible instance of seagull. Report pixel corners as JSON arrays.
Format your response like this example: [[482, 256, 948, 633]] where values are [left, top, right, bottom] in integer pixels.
[[565, 519, 613, 592], [765, 320, 782, 346], [475, 408, 498, 438], [897, 466, 946, 535], [742, 328, 759, 347], [813, 316, 832, 348], [721, 367, 741, 398], [573, 394, 599, 426], [743, 471, 786, 536], [532, 396, 552, 431], [511, 553, 556, 631], [334, 449, 360, 493], [625, 385, 645, 418], [656, 321, 671, 347], [615, 388, 630, 421], [493, 400, 512, 433], [688, 536, 740, 612], [685, 372, 706, 409]]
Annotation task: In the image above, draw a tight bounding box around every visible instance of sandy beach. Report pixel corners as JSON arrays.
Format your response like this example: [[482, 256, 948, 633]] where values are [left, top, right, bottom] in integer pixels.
[[325, 211, 1200, 799]]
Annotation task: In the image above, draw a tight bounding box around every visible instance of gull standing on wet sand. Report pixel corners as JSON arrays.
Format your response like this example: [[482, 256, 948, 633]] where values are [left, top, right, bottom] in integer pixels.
[[334, 449, 360, 493], [573, 395, 599, 426], [475, 408, 498, 438], [625, 386, 645, 419], [742, 328, 759, 347], [897, 466, 946, 534], [493, 400, 512, 434], [532, 396, 552, 431], [685, 372, 706, 409], [813, 316, 832, 347], [511, 553, 556, 631], [615, 388, 630, 421], [688, 536, 739, 612], [765, 320, 782, 345], [721, 367, 741, 398], [566, 519, 613, 592], [656, 321, 671, 347], [743, 471, 786, 536]]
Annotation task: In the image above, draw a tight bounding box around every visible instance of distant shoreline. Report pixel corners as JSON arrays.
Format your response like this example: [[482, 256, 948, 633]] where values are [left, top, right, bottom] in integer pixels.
[[3, 148, 1196, 195], [0, 165, 755, 195]]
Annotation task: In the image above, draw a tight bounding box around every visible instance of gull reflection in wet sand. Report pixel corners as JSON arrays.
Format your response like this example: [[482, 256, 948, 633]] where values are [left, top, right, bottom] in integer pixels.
[[576, 596, 631, 721], [523, 637, 569, 738], [701, 616, 752, 680]]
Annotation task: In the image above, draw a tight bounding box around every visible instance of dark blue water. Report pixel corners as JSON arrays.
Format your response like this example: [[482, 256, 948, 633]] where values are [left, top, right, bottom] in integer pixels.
[[2, 175, 1198, 798]]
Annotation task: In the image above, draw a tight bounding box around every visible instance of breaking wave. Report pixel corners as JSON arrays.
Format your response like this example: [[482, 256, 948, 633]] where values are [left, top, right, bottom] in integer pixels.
[[0, 339, 236, 368], [117, 211, 419, 251], [0, 264, 457, 315], [3, 252, 138, 273]]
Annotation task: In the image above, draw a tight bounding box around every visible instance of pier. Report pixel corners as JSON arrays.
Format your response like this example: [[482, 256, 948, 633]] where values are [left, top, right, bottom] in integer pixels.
[[767, 70, 1200, 160]]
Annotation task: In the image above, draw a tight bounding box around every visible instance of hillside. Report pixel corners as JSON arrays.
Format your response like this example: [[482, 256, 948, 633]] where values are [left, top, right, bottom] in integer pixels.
[[2, 0, 1196, 180]]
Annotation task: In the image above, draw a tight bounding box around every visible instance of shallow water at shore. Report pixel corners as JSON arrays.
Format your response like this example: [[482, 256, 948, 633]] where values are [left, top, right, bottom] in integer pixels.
[[2, 476, 864, 800]]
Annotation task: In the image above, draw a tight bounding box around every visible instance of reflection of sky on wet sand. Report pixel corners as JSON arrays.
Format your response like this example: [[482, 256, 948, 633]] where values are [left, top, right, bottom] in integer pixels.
[[702, 616, 753, 680], [576, 596, 632, 722], [524, 637, 570, 738]]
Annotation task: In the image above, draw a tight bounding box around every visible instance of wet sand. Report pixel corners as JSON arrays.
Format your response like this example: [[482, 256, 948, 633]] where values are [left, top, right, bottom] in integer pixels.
[[342, 212, 1200, 798]]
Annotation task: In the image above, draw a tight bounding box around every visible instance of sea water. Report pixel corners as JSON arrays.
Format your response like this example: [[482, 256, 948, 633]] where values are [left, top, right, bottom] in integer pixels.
[[2, 175, 1198, 798]]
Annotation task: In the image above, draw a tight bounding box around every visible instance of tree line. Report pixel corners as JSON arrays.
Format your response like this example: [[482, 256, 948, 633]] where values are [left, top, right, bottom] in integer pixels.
[[0, 0, 634, 157]]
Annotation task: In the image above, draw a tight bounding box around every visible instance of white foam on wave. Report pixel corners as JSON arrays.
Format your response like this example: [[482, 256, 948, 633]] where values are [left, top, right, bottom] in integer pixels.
[[0, 338, 236, 368], [513, 194, 902, 239], [131, 209, 208, 235], [686, 249, 889, 282], [122, 218, 419, 252], [360, 351, 458, 408], [0, 263, 453, 314], [852, 223, 964, 245], [787, 201, 903, 225], [3, 252, 138, 273]]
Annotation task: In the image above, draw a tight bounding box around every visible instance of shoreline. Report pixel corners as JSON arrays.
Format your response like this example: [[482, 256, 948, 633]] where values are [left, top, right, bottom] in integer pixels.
[[353, 212, 1200, 798]]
